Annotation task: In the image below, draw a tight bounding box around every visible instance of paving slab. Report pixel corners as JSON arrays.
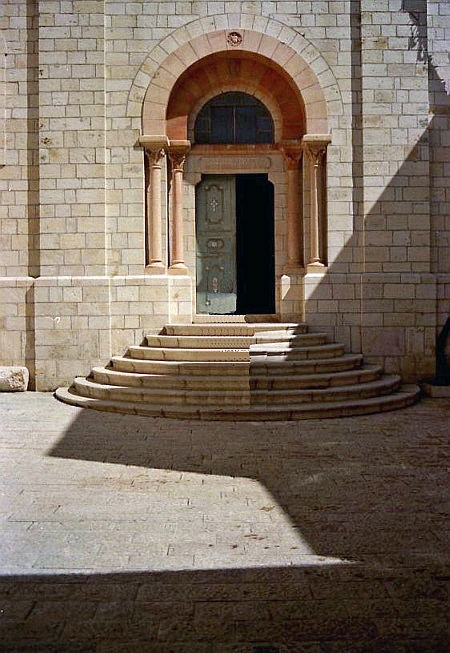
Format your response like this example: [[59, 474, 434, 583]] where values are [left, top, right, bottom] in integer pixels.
[[0, 392, 449, 651]]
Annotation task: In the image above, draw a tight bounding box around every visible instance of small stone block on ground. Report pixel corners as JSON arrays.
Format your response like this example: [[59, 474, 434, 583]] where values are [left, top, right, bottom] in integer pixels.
[[0, 366, 29, 392]]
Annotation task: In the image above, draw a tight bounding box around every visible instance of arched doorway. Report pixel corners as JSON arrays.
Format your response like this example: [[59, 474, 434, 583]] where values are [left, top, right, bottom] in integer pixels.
[[194, 92, 276, 315], [139, 31, 332, 320]]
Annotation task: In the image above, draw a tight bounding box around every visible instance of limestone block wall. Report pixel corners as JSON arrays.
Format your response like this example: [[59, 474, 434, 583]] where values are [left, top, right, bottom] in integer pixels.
[[0, 0, 449, 388]]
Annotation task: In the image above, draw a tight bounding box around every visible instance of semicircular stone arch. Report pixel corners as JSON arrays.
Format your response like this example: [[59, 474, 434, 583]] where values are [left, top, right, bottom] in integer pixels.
[[128, 16, 343, 136], [166, 50, 305, 142]]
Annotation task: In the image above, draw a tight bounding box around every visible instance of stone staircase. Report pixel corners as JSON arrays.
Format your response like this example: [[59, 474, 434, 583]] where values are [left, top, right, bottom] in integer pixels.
[[56, 322, 420, 420]]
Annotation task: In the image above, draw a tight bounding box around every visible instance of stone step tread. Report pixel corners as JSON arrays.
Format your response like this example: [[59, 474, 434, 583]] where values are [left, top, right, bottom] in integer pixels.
[[251, 353, 364, 370], [127, 346, 250, 362], [251, 365, 383, 388], [128, 342, 343, 363], [164, 323, 308, 336], [55, 385, 420, 421], [250, 343, 345, 361], [145, 332, 326, 348], [251, 341, 340, 353], [110, 356, 250, 375], [250, 376, 402, 403], [71, 375, 401, 405], [73, 377, 249, 406], [111, 354, 363, 375], [96, 363, 381, 391], [92, 367, 250, 389]]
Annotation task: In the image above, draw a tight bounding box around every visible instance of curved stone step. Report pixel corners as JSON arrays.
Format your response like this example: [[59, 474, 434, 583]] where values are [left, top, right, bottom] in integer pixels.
[[146, 335, 255, 349], [250, 342, 345, 360], [254, 332, 327, 345], [112, 354, 363, 376], [250, 375, 402, 404], [56, 320, 421, 421], [72, 377, 251, 406], [250, 353, 364, 375], [71, 374, 401, 407], [100, 362, 379, 391], [55, 384, 420, 421], [110, 356, 249, 376], [250, 364, 383, 390], [92, 367, 250, 390], [145, 332, 327, 349], [163, 323, 307, 336], [127, 346, 250, 362]]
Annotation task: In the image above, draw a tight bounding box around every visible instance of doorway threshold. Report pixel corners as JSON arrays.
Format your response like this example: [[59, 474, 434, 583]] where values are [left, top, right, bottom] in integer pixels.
[[193, 314, 280, 324]]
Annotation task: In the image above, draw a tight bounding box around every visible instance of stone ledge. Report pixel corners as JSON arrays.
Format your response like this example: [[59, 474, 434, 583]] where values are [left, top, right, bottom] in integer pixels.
[[0, 366, 29, 392], [422, 382, 450, 398]]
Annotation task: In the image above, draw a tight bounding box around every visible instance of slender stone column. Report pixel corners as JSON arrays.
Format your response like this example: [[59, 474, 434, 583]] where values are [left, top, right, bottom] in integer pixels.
[[302, 135, 331, 270], [281, 144, 303, 269], [139, 135, 169, 274], [168, 140, 190, 274]]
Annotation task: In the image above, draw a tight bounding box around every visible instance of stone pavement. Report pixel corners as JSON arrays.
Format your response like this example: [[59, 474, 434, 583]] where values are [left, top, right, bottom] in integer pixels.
[[0, 392, 448, 652]]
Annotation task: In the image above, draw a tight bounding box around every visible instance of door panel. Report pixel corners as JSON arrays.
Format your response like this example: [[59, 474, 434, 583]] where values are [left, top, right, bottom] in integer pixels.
[[195, 174, 275, 315], [196, 175, 237, 314]]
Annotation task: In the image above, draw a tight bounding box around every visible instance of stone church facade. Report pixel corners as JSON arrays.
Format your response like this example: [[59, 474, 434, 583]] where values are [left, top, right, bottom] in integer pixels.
[[0, 0, 449, 391]]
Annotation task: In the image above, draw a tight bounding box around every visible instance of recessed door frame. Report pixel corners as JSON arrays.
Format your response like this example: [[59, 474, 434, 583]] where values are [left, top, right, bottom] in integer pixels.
[[194, 173, 275, 316], [184, 148, 285, 318]]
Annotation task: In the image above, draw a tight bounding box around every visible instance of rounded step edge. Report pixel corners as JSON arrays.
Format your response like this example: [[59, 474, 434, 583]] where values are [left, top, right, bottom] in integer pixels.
[[110, 356, 250, 376], [72, 377, 253, 406], [55, 384, 420, 421], [250, 342, 345, 361], [145, 335, 256, 349], [163, 323, 308, 337], [250, 364, 383, 390], [91, 366, 250, 390], [250, 353, 364, 376], [127, 345, 251, 363], [68, 373, 401, 407], [248, 375, 402, 405], [253, 332, 328, 346]]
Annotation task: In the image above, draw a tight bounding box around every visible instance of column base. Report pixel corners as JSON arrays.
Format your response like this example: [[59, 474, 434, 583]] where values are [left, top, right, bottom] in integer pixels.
[[282, 264, 305, 275], [306, 262, 327, 274], [145, 264, 166, 275], [168, 263, 189, 275]]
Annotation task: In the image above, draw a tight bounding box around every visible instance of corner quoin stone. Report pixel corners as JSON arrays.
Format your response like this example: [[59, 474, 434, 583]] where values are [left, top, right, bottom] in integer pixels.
[[0, 366, 29, 392]]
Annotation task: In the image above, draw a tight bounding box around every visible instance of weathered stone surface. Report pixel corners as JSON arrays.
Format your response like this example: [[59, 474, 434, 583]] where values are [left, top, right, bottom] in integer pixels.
[[0, 366, 29, 392], [0, 392, 448, 650]]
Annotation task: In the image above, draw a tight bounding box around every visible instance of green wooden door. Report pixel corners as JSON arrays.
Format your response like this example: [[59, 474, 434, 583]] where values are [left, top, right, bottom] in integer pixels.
[[195, 175, 236, 314]]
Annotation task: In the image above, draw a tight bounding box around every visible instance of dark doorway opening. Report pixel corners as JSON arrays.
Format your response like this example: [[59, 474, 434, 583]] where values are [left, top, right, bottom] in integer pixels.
[[236, 174, 275, 314]]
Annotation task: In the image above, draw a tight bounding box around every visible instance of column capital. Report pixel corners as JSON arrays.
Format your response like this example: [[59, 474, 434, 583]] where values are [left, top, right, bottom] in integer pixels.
[[168, 140, 191, 171], [139, 135, 169, 164], [301, 134, 331, 161], [279, 140, 303, 170]]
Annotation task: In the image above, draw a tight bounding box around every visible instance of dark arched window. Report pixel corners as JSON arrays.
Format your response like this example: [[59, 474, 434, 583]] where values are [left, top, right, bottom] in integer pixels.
[[194, 92, 274, 144]]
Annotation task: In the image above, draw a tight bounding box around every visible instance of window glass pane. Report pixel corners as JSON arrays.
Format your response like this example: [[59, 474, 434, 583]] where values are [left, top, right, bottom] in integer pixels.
[[210, 107, 233, 143], [235, 106, 257, 143], [194, 92, 274, 144]]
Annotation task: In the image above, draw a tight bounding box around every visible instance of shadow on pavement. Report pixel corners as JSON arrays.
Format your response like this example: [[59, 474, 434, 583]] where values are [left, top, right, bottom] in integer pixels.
[[2, 399, 448, 651]]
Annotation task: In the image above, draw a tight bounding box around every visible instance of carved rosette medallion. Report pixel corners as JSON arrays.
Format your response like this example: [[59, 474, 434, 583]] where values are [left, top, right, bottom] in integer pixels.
[[227, 31, 243, 47]]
